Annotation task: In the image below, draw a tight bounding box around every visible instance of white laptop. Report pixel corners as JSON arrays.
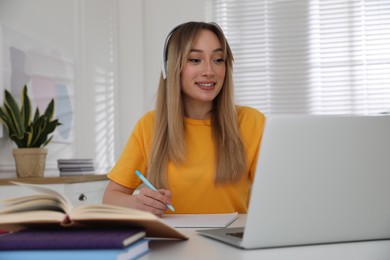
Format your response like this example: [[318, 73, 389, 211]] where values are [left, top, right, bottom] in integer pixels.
[[198, 115, 390, 249]]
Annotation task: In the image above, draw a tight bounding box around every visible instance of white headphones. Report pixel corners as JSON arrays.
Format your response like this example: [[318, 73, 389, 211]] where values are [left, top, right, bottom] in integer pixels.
[[161, 23, 185, 79]]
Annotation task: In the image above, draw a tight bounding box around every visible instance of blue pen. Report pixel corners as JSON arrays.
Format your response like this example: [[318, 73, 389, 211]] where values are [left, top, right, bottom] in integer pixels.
[[135, 170, 175, 212]]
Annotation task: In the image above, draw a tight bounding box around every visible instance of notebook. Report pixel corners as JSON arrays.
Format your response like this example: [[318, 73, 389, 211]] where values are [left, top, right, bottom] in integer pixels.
[[198, 115, 390, 249]]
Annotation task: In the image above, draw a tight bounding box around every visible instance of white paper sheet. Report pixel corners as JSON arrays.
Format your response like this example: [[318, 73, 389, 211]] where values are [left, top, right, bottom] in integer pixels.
[[161, 212, 239, 228]]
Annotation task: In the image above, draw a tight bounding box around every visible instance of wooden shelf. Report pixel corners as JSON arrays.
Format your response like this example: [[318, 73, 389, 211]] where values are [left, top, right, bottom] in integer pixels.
[[0, 175, 108, 185]]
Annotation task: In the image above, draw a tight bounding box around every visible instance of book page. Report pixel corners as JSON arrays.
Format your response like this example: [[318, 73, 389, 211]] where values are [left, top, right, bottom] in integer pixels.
[[70, 204, 157, 220], [161, 212, 239, 228], [0, 210, 65, 223], [0, 195, 64, 214], [6, 181, 72, 214]]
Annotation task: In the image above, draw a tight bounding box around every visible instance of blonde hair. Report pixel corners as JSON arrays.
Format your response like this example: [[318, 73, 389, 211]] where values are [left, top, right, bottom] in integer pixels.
[[148, 22, 246, 188]]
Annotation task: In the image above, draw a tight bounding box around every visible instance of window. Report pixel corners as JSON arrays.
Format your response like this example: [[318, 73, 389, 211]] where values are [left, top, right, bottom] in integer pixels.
[[211, 0, 390, 115]]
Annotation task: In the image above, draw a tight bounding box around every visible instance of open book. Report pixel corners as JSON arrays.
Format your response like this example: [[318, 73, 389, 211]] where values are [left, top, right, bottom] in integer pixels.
[[0, 182, 187, 240]]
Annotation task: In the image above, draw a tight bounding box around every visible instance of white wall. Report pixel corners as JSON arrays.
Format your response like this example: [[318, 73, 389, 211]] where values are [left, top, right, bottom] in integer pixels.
[[0, 0, 76, 177], [0, 0, 208, 178], [116, 0, 144, 156]]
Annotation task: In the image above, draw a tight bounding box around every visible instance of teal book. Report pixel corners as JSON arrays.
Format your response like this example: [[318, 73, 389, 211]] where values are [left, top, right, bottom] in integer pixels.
[[0, 238, 150, 260]]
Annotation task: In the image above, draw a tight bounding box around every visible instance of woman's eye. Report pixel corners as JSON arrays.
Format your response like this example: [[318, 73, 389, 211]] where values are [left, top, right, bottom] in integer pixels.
[[214, 58, 225, 64], [188, 58, 201, 63]]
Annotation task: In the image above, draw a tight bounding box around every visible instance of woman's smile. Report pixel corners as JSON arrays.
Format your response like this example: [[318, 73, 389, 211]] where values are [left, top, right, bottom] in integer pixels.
[[196, 81, 216, 90]]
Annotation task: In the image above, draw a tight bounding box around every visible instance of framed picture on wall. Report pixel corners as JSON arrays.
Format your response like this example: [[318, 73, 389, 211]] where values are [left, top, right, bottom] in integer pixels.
[[0, 24, 74, 143], [0, 24, 4, 138]]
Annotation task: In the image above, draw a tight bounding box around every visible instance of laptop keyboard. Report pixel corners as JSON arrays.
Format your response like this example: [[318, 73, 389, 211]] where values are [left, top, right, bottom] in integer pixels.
[[226, 232, 244, 238]]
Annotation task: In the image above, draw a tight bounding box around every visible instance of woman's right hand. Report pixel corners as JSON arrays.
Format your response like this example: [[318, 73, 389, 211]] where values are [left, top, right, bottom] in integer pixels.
[[103, 180, 172, 217], [132, 186, 172, 217]]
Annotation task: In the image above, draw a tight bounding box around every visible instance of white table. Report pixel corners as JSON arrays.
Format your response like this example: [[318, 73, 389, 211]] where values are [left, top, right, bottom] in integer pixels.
[[141, 214, 390, 260]]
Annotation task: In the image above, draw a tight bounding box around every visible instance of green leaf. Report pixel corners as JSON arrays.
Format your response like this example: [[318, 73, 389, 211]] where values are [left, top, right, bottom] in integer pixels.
[[9, 133, 24, 148], [0, 107, 11, 131], [4, 90, 24, 138], [33, 107, 40, 122], [43, 99, 55, 120], [21, 85, 31, 130], [42, 135, 53, 147]]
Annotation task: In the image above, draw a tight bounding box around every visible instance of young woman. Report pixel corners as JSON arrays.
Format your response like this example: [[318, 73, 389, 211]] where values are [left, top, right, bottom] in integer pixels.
[[103, 21, 265, 216]]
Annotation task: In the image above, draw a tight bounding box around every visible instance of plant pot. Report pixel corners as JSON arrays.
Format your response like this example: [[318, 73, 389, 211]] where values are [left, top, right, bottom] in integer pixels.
[[12, 148, 48, 178]]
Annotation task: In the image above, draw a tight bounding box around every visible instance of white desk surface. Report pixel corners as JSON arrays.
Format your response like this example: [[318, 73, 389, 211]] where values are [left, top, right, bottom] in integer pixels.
[[142, 214, 390, 260]]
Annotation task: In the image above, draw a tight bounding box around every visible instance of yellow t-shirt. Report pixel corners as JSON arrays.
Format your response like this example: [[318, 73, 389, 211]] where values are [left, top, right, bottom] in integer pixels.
[[107, 106, 266, 214]]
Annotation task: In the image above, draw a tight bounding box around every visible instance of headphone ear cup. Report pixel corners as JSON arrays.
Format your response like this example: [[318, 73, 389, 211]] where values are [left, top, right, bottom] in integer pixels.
[[161, 23, 185, 79], [161, 33, 173, 79]]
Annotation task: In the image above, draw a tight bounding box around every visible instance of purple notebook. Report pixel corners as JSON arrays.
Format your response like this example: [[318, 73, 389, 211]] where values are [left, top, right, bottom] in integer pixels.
[[0, 228, 146, 250]]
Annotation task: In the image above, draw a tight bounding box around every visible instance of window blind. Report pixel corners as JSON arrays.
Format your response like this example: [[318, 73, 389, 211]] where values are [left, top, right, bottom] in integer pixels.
[[211, 0, 390, 115]]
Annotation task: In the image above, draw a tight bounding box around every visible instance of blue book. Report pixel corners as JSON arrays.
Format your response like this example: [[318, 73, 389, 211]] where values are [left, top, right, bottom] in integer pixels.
[[0, 238, 150, 260]]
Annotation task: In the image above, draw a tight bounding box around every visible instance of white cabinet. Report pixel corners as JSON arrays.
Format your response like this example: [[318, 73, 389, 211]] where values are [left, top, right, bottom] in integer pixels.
[[63, 180, 108, 206]]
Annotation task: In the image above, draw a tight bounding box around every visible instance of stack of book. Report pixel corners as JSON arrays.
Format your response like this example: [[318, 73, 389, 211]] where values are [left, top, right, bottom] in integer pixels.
[[0, 182, 188, 259], [58, 158, 95, 176]]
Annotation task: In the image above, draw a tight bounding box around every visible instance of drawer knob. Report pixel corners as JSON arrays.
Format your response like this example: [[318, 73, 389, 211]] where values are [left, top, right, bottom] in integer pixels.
[[78, 193, 87, 201]]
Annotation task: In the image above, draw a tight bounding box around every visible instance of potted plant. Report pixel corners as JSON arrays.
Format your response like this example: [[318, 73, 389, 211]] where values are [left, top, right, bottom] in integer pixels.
[[0, 85, 61, 178]]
